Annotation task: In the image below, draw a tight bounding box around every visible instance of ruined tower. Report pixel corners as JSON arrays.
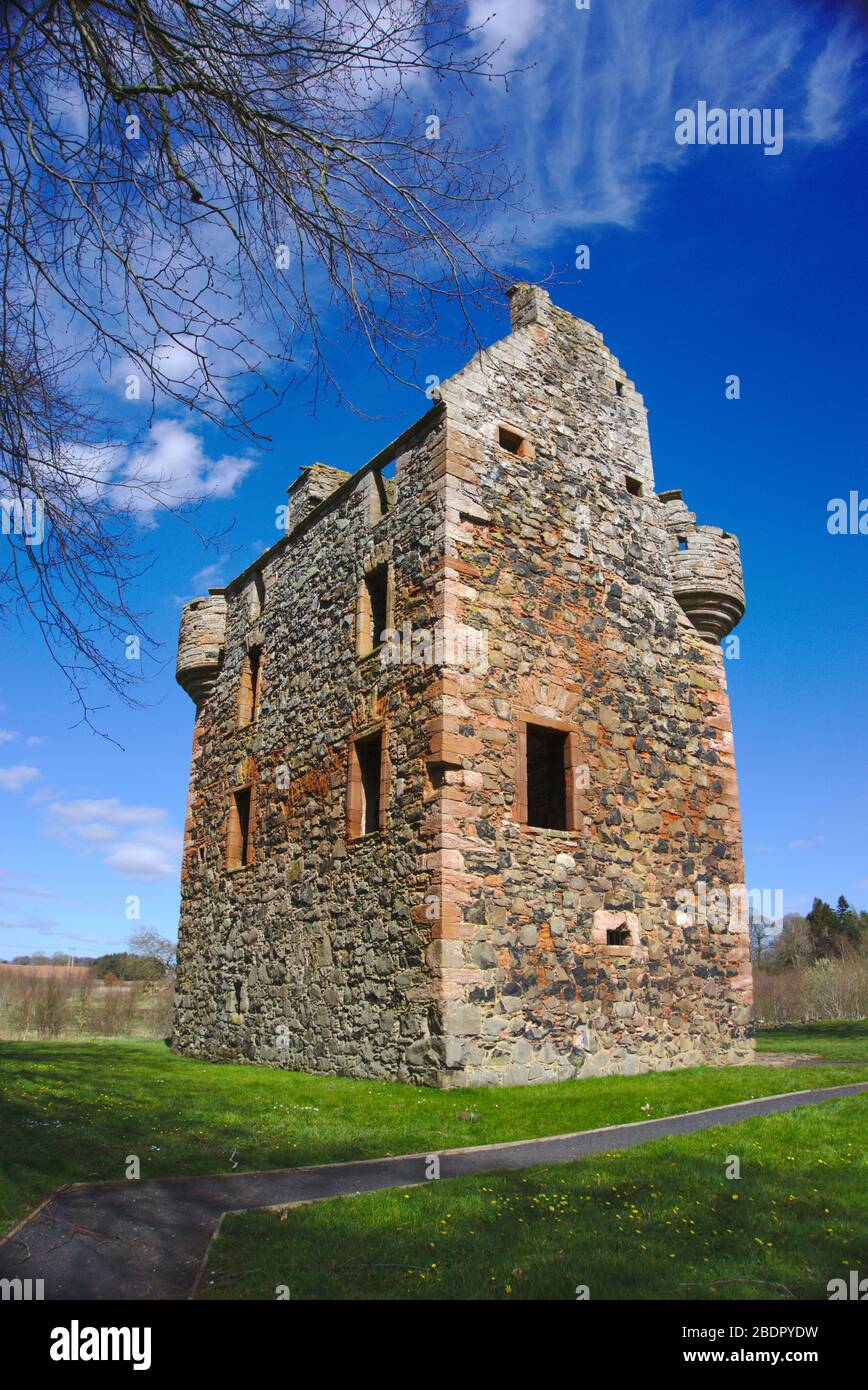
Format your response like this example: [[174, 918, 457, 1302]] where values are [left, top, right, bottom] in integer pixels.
[[173, 284, 753, 1086]]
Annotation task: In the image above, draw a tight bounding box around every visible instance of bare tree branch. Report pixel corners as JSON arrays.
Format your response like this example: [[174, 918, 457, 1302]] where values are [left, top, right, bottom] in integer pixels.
[[0, 0, 520, 717]]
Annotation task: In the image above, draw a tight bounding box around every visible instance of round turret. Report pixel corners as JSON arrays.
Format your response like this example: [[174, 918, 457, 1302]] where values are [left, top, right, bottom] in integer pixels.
[[658, 492, 745, 641], [176, 592, 227, 706]]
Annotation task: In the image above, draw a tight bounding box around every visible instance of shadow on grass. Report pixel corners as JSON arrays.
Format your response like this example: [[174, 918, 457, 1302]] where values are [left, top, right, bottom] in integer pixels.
[[758, 1021, 867, 1042]]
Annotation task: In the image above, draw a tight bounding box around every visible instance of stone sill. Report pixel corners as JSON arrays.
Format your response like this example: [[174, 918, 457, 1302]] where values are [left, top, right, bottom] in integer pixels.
[[348, 830, 384, 848], [356, 645, 386, 666], [515, 823, 582, 840]]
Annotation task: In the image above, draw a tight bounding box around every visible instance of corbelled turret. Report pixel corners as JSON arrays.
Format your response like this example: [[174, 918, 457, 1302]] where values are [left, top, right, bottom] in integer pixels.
[[658, 489, 746, 641], [176, 591, 227, 707]]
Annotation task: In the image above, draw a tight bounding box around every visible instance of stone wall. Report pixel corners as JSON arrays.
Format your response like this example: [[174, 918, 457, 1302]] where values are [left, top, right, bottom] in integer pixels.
[[173, 283, 753, 1086], [174, 413, 451, 1082], [419, 285, 752, 1085]]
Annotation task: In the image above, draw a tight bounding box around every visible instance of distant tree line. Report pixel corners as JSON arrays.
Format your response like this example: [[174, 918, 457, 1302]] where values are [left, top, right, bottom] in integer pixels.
[[90, 953, 166, 981], [3, 931, 176, 981], [750, 896, 867, 967], [6, 952, 96, 967], [752, 896, 868, 1025]]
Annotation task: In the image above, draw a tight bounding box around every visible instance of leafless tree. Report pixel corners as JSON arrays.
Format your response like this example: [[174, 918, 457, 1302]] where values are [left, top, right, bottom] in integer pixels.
[[0, 1, 518, 716], [128, 927, 177, 981], [748, 913, 773, 964]]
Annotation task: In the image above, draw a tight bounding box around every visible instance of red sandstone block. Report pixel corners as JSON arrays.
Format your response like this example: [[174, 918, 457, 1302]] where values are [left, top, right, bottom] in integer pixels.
[[427, 732, 483, 765]]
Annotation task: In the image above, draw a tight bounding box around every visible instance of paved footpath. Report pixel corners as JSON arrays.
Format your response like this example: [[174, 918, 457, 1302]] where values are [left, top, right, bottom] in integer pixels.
[[2, 1082, 865, 1301]]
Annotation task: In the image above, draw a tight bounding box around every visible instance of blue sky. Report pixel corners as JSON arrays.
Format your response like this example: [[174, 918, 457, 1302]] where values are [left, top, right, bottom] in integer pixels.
[[1, 0, 866, 958]]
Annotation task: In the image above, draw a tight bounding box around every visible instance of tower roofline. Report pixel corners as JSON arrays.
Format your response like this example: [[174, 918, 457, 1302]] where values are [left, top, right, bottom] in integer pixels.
[[223, 400, 445, 597]]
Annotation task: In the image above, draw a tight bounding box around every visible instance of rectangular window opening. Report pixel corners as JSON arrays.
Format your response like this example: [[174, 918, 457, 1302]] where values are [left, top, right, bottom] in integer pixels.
[[606, 924, 630, 946], [237, 648, 262, 727], [358, 565, 389, 656], [526, 724, 568, 830], [349, 731, 383, 838], [625, 475, 643, 497], [249, 648, 261, 713], [373, 470, 390, 517], [253, 571, 266, 615], [677, 536, 688, 551], [615, 380, 624, 397], [228, 787, 253, 869], [498, 425, 525, 456]]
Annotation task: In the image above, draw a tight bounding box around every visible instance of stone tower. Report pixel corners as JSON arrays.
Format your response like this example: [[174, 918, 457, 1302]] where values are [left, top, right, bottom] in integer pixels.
[[173, 284, 753, 1086]]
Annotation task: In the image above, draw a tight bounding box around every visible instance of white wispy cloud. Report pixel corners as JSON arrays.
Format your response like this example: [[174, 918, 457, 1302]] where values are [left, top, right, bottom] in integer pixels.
[[0, 917, 98, 944], [45, 798, 182, 880], [803, 14, 868, 142], [0, 916, 61, 936], [0, 730, 47, 747], [0, 765, 41, 791], [102, 841, 179, 878], [465, 0, 866, 234], [190, 561, 229, 590], [120, 419, 256, 520], [0, 869, 73, 903], [467, 0, 544, 63], [68, 418, 256, 522]]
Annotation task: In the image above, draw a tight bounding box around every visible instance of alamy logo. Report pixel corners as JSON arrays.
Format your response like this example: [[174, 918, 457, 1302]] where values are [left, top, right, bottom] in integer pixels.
[[675, 102, 783, 156], [50, 1320, 152, 1371], [827, 1270, 867, 1300], [379, 620, 488, 675], [0, 495, 44, 545], [0, 1276, 44, 1300], [827, 492, 868, 535]]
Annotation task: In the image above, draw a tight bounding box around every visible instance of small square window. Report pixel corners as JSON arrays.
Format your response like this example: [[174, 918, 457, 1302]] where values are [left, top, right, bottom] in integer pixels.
[[677, 536, 688, 551], [592, 909, 641, 953], [498, 425, 525, 456], [625, 475, 643, 497]]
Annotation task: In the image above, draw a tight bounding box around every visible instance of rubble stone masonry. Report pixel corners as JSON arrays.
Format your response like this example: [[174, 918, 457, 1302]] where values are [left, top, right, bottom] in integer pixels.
[[173, 284, 753, 1086]]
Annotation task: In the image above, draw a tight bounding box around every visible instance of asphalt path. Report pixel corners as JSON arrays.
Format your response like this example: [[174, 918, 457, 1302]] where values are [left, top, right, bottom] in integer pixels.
[[1, 1081, 864, 1300]]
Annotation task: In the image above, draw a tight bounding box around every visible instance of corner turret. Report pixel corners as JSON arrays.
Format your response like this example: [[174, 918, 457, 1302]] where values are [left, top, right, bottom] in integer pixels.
[[176, 591, 227, 707], [658, 489, 745, 641]]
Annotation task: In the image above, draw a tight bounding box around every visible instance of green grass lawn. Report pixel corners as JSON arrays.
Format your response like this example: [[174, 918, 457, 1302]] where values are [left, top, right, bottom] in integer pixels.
[[754, 1019, 868, 1060], [0, 1035, 865, 1236], [199, 1095, 868, 1301]]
